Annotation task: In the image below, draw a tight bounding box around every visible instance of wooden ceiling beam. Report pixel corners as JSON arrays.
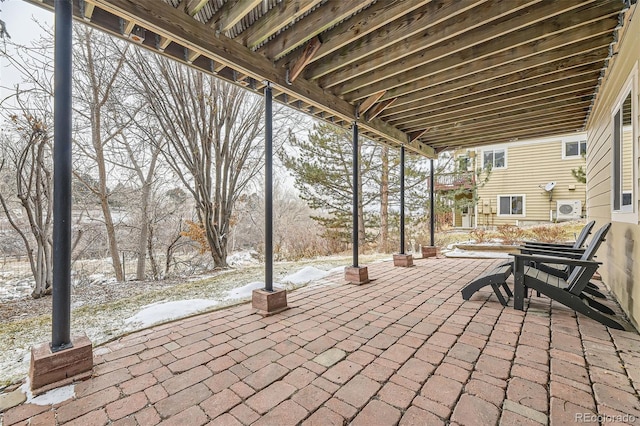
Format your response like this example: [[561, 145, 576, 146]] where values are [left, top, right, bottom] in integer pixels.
[[422, 120, 585, 147], [386, 76, 597, 126], [208, 0, 262, 33], [382, 64, 601, 120], [344, 31, 612, 103], [381, 47, 608, 116], [336, 4, 619, 97], [400, 93, 592, 133], [409, 129, 429, 143], [184, 0, 209, 17], [325, 0, 606, 89], [122, 18, 136, 35], [358, 90, 386, 115], [157, 35, 172, 52], [287, 37, 322, 83], [420, 108, 589, 138], [83, 0, 433, 156], [275, 0, 433, 70], [305, 0, 488, 81], [239, 0, 323, 49], [83, 2, 96, 21], [365, 98, 396, 122], [186, 48, 201, 64], [257, 0, 374, 61]]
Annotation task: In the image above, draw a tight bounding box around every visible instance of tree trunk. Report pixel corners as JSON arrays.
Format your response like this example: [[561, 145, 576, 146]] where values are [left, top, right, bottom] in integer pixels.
[[147, 223, 159, 280], [379, 146, 389, 253], [93, 115, 123, 281], [135, 165, 155, 280]]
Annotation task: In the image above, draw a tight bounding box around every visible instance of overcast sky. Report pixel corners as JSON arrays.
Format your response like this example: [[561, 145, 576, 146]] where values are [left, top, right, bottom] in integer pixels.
[[1, 0, 53, 103]]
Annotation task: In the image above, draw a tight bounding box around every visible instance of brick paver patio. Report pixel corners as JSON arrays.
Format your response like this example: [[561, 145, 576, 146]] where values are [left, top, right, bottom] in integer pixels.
[[2, 257, 640, 425]]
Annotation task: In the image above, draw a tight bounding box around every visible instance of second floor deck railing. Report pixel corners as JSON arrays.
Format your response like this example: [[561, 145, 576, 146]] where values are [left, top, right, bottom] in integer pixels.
[[426, 172, 475, 191]]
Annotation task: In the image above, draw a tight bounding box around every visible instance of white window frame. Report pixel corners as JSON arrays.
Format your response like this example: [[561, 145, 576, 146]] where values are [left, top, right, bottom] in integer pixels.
[[611, 63, 638, 224], [497, 194, 525, 217], [482, 148, 507, 170], [562, 137, 587, 159]]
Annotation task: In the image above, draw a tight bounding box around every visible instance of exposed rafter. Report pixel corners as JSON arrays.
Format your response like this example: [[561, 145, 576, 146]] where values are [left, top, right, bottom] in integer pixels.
[[240, 0, 323, 50], [338, 13, 618, 99], [365, 98, 396, 122], [184, 0, 209, 17], [83, 2, 95, 21], [409, 129, 429, 143], [24, 0, 628, 154], [276, 0, 433, 70], [258, 0, 374, 61], [208, 0, 262, 33], [358, 91, 386, 116], [308, 0, 497, 82], [318, 0, 600, 89], [287, 37, 321, 83]]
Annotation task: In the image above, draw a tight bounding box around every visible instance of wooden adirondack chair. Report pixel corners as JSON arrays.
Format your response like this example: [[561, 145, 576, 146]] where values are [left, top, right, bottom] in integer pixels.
[[519, 223, 611, 302], [522, 220, 595, 251], [512, 253, 625, 330], [461, 264, 513, 306], [461, 221, 613, 313]]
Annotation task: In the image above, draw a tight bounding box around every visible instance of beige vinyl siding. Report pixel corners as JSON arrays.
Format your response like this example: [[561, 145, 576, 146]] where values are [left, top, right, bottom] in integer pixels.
[[585, 4, 639, 328], [476, 139, 586, 227]]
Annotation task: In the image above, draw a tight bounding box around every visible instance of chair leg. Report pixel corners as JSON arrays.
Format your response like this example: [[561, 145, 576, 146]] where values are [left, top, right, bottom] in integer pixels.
[[502, 283, 513, 297], [527, 282, 625, 330], [580, 294, 615, 315], [583, 286, 606, 299], [490, 283, 508, 306]]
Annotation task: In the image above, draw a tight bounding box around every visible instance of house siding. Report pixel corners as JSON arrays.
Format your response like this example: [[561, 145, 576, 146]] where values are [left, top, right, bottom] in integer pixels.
[[586, 5, 639, 328], [474, 138, 587, 227]]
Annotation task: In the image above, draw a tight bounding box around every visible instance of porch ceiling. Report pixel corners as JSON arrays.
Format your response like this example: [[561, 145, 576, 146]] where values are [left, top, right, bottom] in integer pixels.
[[27, 0, 630, 157]]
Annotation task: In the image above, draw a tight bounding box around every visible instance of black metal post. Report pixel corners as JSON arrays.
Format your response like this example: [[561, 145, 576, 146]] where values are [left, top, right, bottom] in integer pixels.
[[52, 0, 73, 352], [352, 121, 359, 267], [400, 145, 405, 254], [264, 83, 273, 292], [430, 158, 435, 247]]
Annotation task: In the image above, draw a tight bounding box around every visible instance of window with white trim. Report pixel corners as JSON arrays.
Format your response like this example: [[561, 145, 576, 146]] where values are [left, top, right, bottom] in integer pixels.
[[498, 195, 524, 216], [611, 68, 636, 220], [563, 140, 586, 159], [483, 149, 505, 169]]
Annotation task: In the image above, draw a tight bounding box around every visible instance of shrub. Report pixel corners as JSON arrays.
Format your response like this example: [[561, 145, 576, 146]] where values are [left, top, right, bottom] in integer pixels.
[[529, 225, 567, 243], [496, 224, 526, 245], [469, 228, 489, 243]]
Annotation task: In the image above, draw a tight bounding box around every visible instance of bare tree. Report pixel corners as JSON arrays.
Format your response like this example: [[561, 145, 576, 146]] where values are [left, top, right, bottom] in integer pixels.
[[72, 27, 141, 281], [0, 98, 53, 298], [131, 53, 275, 268]]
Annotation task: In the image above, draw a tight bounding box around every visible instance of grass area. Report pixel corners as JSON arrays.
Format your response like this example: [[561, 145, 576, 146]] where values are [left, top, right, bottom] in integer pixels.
[[0, 253, 391, 388]]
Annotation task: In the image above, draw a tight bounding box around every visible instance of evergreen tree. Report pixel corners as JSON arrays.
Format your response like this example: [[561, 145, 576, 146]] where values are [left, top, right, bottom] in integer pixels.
[[280, 123, 381, 249]]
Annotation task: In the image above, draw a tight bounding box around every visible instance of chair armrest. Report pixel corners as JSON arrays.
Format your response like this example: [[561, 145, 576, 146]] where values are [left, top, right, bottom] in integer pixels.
[[510, 253, 601, 267], [522, 243, 585, 253], [522, 240, 575, 248], [519, 247, 583, 259]]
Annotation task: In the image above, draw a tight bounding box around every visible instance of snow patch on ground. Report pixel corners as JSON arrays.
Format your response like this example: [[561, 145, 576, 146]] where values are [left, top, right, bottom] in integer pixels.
[[227, 250, 260, 266], [124, 299, 219, 328], [20, 379, 75, 405], [280, 266, 332, 285], [327, 266, 346, 275], [443, 248, 511, 259], [224, 281, 267, 300]]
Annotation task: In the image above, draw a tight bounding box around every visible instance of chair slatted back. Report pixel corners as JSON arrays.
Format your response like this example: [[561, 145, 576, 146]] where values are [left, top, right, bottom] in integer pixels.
[[566, 223, 611, 293], [573, 220, 596, 249]]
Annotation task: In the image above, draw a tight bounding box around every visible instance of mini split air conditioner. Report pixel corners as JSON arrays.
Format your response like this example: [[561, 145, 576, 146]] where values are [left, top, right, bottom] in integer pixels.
[[556, 200, 582, 220]]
